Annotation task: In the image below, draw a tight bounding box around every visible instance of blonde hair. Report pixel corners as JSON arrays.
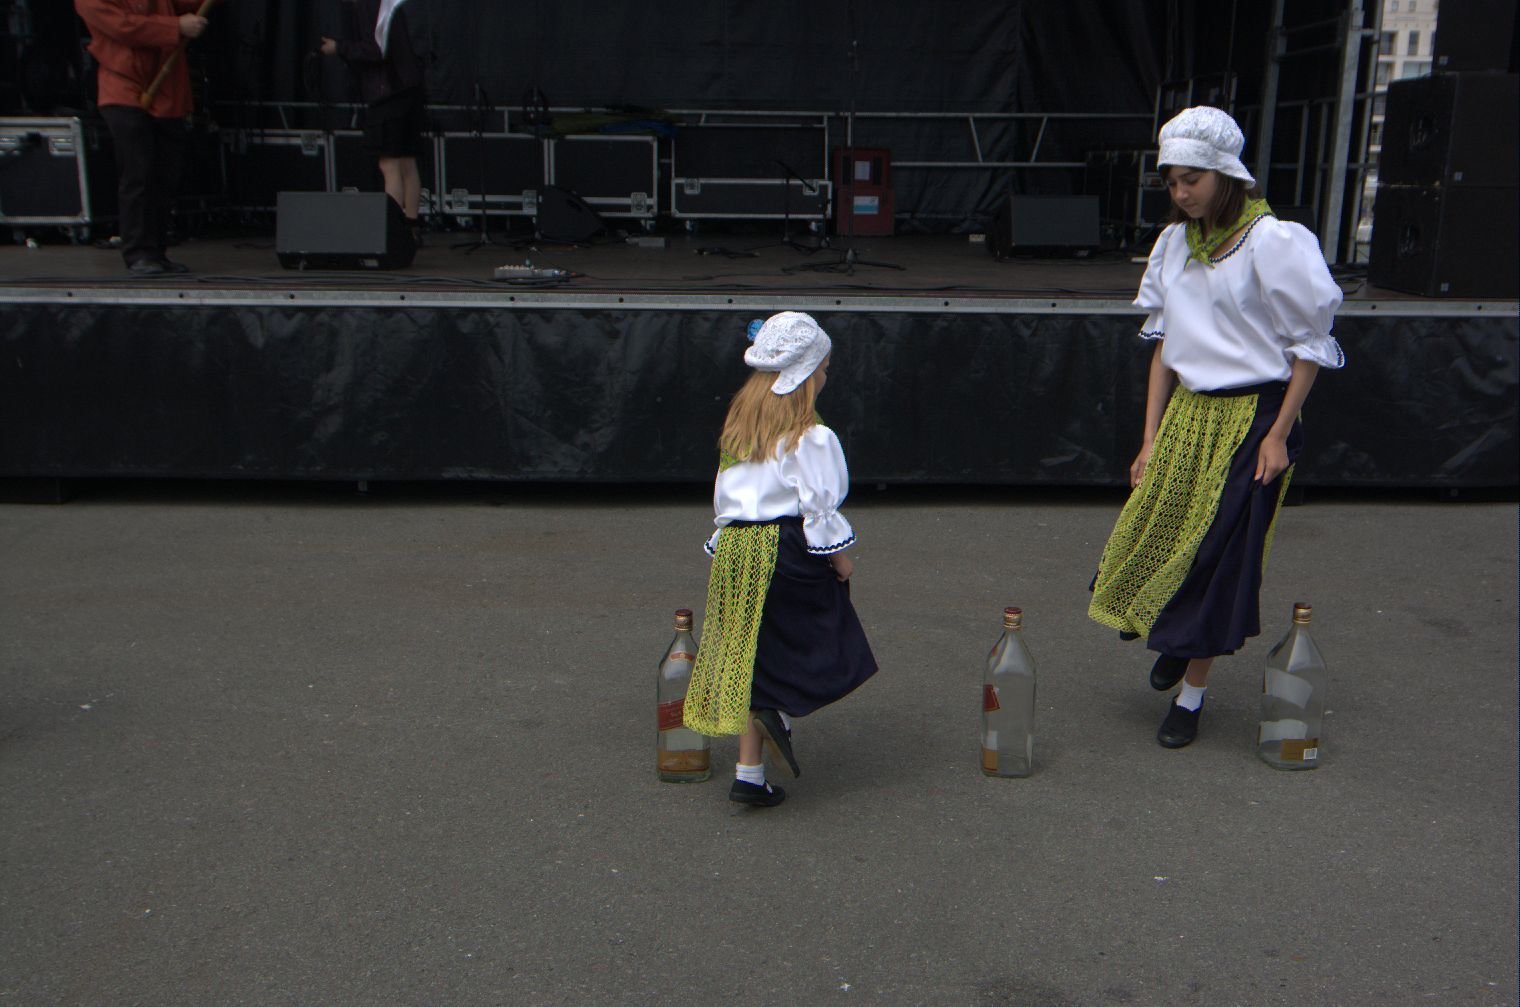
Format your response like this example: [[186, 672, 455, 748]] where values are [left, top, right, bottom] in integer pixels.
[[719, 366, 825, 462]]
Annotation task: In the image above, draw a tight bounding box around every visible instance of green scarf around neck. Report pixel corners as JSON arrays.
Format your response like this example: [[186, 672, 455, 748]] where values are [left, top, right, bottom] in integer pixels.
[[1185, 197, 1274, 267]]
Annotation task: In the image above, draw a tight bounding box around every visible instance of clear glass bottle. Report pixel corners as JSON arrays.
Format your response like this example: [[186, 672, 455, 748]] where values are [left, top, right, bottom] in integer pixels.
[[981, 606, 1037, 778], [1257, 602, 1328, 771], [657, 608, 711, 782]]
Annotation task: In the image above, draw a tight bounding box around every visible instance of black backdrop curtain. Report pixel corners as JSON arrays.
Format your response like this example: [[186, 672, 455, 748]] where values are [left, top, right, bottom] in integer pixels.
[[197, 1, 1171, 228], [211, 1, 1164, 117]]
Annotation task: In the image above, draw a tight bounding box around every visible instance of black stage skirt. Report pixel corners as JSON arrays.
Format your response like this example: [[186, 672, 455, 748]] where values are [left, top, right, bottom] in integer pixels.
[[749, 518, 878, 717], [1146, 381, 1302, 658]]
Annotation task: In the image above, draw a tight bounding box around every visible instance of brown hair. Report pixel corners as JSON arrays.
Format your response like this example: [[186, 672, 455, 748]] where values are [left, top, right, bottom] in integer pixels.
[[1166, 168, 1264, 235], [718, 365, 826, 462]]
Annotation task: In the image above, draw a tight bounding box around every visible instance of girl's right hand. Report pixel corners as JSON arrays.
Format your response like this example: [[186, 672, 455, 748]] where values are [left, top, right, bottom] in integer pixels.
[[1129, 442, 1153, 488], [319, 37, 338, 56]]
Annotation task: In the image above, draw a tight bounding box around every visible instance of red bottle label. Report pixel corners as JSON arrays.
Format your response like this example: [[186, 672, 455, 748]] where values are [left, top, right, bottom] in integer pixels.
[[657, 698, 686, 731], [667, 652, 696, 663], [983, 684, 1001, 712]]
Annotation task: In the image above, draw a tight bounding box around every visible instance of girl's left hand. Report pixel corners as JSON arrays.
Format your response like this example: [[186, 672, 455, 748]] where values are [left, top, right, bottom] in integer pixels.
[[829, 552, 853, 582], [1255, 435, 1290, 485]]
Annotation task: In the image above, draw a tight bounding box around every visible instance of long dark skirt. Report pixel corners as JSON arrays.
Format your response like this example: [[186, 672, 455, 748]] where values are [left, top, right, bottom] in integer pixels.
[[1146, 382, 1302, 658], [750, 518, 878, 717]]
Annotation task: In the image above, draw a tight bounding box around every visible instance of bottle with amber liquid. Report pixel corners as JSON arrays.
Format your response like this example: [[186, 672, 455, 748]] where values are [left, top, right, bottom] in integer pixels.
[[981, 606, 1037, 778], [657, 608, 711, 782], [1257, 602, 1328, 771]]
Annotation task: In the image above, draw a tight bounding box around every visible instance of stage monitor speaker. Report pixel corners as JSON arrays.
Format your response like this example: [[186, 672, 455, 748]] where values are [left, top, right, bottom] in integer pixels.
[[1378, 72, 1519, 188], [275, 191, 414, 270], [1367, 184, 1519, 297], [1433, 0, 1519, 71], [989, 194, 1100, 258], [535, 184, 605, 242]]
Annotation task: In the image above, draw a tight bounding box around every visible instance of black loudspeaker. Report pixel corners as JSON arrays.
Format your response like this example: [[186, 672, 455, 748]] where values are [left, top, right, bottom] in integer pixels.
[[1433, 0, 1519, 71], [1378, 72, 1519, 188], [275, 191, 415, 270], [989, 194, 1100, 258], [1368, 185, 1519, 297], [535, 185, 605, 242]]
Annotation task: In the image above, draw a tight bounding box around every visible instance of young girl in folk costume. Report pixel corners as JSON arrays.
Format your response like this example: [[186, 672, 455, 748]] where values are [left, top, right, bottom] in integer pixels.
[[684, 312, 878, 807], [1089, 106, 1346, 749]]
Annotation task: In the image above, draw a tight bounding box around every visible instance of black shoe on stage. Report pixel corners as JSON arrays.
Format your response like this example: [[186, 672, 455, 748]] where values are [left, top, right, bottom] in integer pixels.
[[157, 258, 191, 274], [127, 258, 167, 275], [1157, 700, 1202, 749], [1149, 653, 1189, 691], [754, 708, 800, 778], [728, 779, 786, 807]]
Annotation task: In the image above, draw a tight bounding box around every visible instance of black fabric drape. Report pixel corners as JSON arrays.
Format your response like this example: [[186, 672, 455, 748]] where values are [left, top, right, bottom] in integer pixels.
[[2, 303, 1514, 486]]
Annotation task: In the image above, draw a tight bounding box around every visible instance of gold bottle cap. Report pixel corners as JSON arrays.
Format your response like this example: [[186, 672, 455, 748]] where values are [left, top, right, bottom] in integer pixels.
[[1003, 606, 1023, 629], [674, 608, 694, 630], [1292, 602, 1312, 624]]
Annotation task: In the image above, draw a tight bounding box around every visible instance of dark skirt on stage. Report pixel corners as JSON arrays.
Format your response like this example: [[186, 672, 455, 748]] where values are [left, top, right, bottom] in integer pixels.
[[749, 518, 878, 717], [1090, 381, 1301, 660]]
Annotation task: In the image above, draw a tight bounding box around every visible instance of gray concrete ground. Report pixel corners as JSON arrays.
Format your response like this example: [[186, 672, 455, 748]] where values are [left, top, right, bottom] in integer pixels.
[[1, 482, 1515, 1007]]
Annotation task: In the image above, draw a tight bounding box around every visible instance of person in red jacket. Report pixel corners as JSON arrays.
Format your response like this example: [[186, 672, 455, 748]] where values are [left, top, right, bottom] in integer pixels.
[[74, 0, 208, 275]]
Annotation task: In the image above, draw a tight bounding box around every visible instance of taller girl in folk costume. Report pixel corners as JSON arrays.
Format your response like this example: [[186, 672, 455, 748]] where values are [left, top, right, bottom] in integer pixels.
[[684, 312, 878, 807], [1088, 107, 1345, 749]]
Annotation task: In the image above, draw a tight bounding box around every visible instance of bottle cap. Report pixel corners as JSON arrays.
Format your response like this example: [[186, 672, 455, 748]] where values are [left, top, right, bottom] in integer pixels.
[[674, 608, 694, 629], [1292, 602, 1312, 623], [1003, 606, 1023, 629]]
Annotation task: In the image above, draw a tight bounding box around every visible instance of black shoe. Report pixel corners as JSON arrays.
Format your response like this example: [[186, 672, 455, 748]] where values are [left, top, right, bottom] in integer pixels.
[[754, 708, 800, 778], [1149, 653, 1189, 691], [728, 779, 786, 807], [127, 258, 167, 275], [157, 258, 191, 274], [1157, 700, 1202, 749]]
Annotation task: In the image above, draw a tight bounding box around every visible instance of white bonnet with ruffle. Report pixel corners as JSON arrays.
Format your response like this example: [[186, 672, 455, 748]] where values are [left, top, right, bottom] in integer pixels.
[[744, 311, 831, 395], [1157, 105, 1255, 185]]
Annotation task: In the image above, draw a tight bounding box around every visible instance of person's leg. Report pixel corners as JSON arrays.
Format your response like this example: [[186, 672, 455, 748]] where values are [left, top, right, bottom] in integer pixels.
[[98, 106, 155, 268], [398, 156, 421, 219], [1183, 657, 1214, 689], [730, 714, 784, 806], [737, 717, 763, 766], [147, 116, 188, 266], [1158, 656, 1215, 748], [378, 156, 405, 210]]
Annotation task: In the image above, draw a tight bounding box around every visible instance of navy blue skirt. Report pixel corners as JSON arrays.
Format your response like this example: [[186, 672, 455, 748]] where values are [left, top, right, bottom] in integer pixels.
[[748, 518, 878, 717], [1146, 382, 1303, 659]]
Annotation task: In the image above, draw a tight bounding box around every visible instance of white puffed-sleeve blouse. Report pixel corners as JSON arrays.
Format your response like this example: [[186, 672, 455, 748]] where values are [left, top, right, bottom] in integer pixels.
[[1134, 215, 1346, 392], [705, 425, 856, 556]]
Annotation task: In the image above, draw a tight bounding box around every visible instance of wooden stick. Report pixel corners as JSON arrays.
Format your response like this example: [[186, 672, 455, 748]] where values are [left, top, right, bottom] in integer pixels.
[[138, 0, 218, 111]]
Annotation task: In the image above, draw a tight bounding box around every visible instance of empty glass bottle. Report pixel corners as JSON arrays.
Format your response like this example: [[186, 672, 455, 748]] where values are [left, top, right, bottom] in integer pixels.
[[657, 608, 711, 782], [1257, 602, 1328, 771], [981, 606, 1037, 778]]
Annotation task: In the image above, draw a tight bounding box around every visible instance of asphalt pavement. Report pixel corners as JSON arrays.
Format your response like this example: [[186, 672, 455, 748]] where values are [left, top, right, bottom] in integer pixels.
[[1, 481, 1515, 1006]]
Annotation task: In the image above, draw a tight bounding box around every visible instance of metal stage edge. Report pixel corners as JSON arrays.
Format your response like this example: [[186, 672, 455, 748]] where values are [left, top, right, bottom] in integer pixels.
[[0, 283, 1514, 318]]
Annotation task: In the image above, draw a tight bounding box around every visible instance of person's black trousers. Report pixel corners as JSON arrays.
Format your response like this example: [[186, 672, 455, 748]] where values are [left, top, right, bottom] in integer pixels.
[[98, 105, 187, 267]]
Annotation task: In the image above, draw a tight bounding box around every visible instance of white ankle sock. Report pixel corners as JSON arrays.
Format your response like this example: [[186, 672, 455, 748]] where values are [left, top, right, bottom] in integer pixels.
[[1176, 683, 1207, 711], [735, 762, 766, 786]]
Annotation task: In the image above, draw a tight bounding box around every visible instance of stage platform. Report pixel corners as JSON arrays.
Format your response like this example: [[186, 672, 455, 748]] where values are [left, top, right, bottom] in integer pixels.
[[1, 228, 1516, 489]]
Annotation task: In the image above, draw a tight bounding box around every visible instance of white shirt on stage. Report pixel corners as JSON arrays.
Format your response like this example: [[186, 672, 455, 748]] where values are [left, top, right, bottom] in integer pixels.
[[1135, 215, 1346, 392], [706, 425, 856, 556]]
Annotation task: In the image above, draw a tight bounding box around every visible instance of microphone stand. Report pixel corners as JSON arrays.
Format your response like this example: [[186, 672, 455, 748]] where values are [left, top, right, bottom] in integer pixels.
[[774, 158, 824, 252], [791, 26, 901, 275], [452, 81, 504, 252]]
